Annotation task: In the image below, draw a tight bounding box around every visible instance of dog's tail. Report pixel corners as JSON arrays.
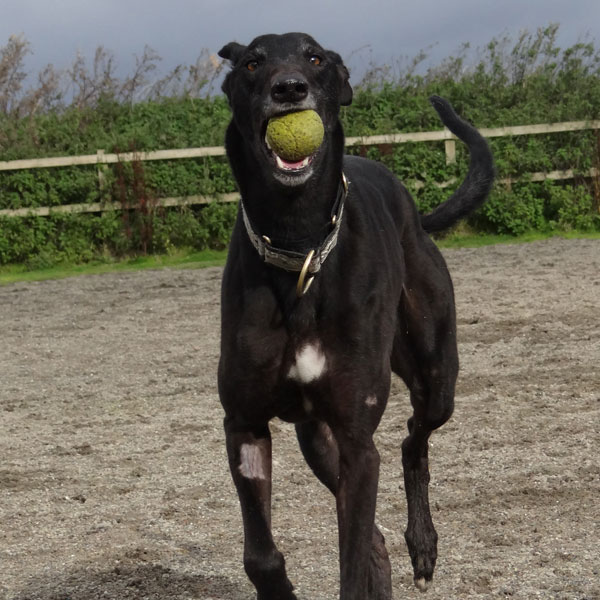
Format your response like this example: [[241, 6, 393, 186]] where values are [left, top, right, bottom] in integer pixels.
[[420, 95, 495, 233]]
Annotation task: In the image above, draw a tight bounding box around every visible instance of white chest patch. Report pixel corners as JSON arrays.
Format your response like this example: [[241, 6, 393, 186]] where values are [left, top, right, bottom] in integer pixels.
[[238, 443, 267, 480], [287, 342, 327, 384]]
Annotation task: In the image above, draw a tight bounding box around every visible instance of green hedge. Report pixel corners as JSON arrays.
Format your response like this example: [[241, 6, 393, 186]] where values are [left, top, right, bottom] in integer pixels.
[[0, 203, 238, 267], [1, 26, 600, 266]]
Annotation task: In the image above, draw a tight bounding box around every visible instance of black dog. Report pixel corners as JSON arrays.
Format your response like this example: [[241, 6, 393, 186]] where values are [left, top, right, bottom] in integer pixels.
[[217, 32, 494, 600]]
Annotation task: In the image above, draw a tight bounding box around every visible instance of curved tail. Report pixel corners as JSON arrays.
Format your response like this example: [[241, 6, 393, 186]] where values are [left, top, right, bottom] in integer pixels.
[[420, 95, 495, 233]]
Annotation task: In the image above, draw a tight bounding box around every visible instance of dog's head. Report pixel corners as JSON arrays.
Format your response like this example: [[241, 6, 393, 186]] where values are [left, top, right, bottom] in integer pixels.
[[219, 32, 352, 188]]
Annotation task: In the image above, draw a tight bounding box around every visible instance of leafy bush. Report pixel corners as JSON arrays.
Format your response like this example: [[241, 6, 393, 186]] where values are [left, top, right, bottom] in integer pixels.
[[552, 183, 598, 230], [475, 184, 547, 235]]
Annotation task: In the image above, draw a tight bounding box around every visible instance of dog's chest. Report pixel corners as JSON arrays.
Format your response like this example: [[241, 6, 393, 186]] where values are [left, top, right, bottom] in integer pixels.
[[276, 338, 330, 421], [239, 327, 332, 420]]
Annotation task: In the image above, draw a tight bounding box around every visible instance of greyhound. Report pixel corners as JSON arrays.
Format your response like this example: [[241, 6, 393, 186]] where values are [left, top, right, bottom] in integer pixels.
[[217, 32, 494, 600]]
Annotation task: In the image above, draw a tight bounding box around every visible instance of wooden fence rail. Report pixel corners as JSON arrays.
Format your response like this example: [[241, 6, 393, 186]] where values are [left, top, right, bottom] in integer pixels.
[[1, 119, 599, 218]]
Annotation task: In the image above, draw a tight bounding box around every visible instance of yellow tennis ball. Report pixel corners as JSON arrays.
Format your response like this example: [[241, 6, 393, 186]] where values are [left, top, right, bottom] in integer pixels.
[[266, 110, 324, 161]]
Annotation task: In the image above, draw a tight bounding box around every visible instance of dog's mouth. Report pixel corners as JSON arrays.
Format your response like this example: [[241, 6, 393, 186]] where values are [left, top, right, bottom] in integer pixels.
[[264, 136, 315, 172], [261, 116, 322, 185]]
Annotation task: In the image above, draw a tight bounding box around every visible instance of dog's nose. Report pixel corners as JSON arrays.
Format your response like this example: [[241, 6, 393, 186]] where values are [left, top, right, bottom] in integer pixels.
[[271, 74, 309, 103]]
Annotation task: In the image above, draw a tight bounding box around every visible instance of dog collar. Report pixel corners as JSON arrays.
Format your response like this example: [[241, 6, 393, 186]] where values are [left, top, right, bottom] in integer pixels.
[[241, 173, 348, 296]]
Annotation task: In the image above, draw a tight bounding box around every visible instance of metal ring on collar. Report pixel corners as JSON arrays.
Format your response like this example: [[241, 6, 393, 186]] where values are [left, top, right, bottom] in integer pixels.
[[296, 249, 316, 298]]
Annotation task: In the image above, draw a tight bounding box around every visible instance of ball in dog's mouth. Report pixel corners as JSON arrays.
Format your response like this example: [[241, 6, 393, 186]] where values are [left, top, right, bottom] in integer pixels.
[[265, 110, 324, 171]]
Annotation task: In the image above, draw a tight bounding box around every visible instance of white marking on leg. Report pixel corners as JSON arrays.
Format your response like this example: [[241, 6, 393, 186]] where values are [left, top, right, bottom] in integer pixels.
[[287, 342, 326, 383], [365, 395, 378, 407], [238, 443, 267, 480]]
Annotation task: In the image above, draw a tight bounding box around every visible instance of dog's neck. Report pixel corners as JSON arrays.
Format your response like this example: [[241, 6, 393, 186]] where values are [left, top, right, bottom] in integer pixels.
[[226, 121, 346, 254]]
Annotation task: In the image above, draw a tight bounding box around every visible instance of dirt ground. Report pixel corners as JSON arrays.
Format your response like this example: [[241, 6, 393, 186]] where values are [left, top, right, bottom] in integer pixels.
[[1, 237, 599, 600]]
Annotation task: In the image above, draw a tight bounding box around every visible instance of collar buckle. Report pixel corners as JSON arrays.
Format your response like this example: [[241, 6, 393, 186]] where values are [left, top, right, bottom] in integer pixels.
[[296, 250, 316, 297]]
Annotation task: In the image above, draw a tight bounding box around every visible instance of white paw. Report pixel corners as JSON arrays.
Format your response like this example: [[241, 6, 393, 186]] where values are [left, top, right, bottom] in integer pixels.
[[415, 577, 430, 592]]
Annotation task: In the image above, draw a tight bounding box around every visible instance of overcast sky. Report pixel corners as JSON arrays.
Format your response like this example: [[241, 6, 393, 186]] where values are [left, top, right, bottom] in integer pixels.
[[2, 0, 598, 88]]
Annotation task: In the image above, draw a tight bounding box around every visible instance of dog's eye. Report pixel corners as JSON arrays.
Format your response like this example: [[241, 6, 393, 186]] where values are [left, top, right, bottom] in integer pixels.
[[246, 60, 258, 72], [309, 55, 322, 66]]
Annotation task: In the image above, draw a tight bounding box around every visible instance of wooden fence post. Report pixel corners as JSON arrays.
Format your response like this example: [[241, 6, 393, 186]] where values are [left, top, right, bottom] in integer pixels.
[[96, 149, 107, 200], [444, 137, 456, 165]]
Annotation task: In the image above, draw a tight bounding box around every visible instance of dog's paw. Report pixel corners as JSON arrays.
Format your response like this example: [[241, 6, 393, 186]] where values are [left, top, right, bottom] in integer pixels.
[[257, 593, 298, 600], [414, 576, 432, 592], [405, 522, 438, 589], [256, 577, 298, 600]]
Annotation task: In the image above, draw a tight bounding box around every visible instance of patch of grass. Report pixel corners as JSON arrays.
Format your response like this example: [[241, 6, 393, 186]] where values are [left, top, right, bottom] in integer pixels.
[[0, 248, 228, 285], [436, 230, 600, 249]]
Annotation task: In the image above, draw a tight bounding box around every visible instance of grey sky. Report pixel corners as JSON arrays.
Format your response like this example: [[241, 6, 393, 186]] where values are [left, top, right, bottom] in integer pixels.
[[1, 0, 598, 87]]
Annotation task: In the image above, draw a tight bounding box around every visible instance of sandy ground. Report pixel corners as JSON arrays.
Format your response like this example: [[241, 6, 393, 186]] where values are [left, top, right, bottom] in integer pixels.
[[1, 237, 599, 600]]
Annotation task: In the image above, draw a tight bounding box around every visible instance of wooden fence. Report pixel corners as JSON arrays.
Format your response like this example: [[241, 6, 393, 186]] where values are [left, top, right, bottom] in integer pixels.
[[1, 119, 599, 218]]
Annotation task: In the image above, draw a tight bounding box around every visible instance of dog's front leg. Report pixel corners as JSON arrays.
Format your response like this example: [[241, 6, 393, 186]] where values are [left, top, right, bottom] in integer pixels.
[[224, 418, 297, 600], [334, 430, 381, 600]]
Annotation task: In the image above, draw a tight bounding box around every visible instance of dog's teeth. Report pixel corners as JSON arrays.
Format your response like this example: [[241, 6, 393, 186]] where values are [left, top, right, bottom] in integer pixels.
[[274, 155, 310, 171], [265, 136, 272, 150]]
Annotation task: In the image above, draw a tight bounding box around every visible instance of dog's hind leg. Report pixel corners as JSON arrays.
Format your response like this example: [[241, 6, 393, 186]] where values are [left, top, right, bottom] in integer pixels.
[[400, 378, 454, 591], [296, 420, 392, 600], [224, 418, 297, 600], [393, 260, 458, 590]]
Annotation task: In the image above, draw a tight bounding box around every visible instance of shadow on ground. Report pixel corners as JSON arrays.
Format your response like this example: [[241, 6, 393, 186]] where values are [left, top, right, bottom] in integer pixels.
[[10, 561, 244, 600]]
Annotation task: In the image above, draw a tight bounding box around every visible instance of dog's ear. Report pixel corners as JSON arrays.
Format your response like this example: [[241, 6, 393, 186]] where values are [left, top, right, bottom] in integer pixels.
[[338, 63, 353, 106], [218, 42, 247, 66], [326, 50, 353, 106], [219, 42, 248, 101]]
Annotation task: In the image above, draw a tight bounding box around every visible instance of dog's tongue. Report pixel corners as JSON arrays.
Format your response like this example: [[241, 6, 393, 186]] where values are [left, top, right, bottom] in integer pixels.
[[275, 154, 310, 171], [281, 157, 305, 169]]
